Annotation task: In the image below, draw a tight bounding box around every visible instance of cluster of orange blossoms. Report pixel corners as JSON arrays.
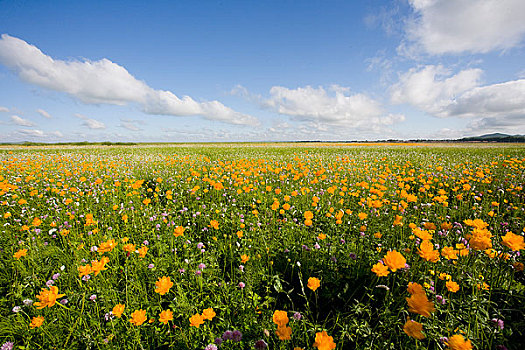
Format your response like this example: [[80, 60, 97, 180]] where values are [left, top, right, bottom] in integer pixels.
[[34, 286, 65, 309], [189, 308, 216, 328], [371, 250, 406, 277], [78, 256, 109, 277], [273, 310, 292, 340]]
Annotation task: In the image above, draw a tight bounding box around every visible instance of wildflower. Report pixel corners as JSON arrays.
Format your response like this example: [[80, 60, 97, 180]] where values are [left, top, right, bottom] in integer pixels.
[[98, 239, 117, 254], [174, 226, 185, 237], [407, 282, 425, 295], [241, 254, 250, 263], [446, 281, 460, 293], [222, 330, 233, 340], [29, 316, 44, 329], [89, 294, 97, 301], [1, 341, 14, 350], [293, 312, 302, 320], [491, 318, 504, 330], [446, 334, 473, 350], [371, 261, 390, 277], [210, 220, 219, 229], [137, 246, 148, 258], [382, 250, 406, 271], [159, 309, 173, 324], [275, 325, 292, 340], [34, 286, 65, 309], [307, 277, 321, 291], [204, 345, 218, 350], [91, 257, 109, 276], [238, 282, 246, 289], [112, 303, 125, 318], [254, 339, 268, 349], [122, 243, 135, 253], [313, 331, 336, 350], [23, 299, 33, 306], [403, 319, 425, 340], [190, 313, 204, 328], [202, 307, 216, 321], [129, 309, 147, 326], [501, 232, 525, 251], [232, 330, 243, 342], [406, 292, 436, 317], [13, 249, 27, 259], [12, 306, 21, 313], [418, 240, 440, 263], [272, 310, 289, 327], [155, 276, 173, 295], [441, 246, 459, 260]]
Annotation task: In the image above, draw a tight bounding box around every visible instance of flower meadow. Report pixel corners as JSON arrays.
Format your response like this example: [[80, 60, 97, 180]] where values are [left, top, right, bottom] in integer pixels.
[[1, 144, 524, 350]]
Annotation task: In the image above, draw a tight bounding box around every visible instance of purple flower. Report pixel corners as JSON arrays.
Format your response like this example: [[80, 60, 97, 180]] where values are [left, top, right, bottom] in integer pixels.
[[222, 330, 233, 340], [195, 270, 202, 276], [12, 306, 21, 313], [232, 330, 243, 342], [82, 274, 91, 281], [1, 341, 14, 350], [198, 263, 206, 270], [197, 242, 204, 249], [293, 312, 302, 320], [60, 299, 68, 305], [238, 282, 246, 289], [23, 299, 33, 306], [46, 280, 54, 287], [148, 264, 155, 269], [52, 273, 60, 280], [179, 268, 185, 274], [239, 265, 245, 272], [214, 337, 223, 345], [254, 340, 268, 349], [492, 318, 504, 330], [89, 294, 97, 301], [204, 345, 217, 350]]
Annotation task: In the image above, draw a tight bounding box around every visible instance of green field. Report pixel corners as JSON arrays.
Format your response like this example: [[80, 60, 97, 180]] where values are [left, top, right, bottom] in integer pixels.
[[1, 144, 524, 349]]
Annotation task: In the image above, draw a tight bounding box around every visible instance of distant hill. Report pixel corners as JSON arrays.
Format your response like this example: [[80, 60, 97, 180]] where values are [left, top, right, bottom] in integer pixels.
[[460, 133, 525, 142]]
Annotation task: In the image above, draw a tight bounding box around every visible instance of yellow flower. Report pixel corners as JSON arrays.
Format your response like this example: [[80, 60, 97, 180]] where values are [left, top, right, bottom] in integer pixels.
[[406, 292, 436, 318], [446, 334, 473, 350], [501, 232, 525, 251], [446, 281, 460, 293], [272, 310, 289, 327], [155, 276, 174, 295], [313, 331, 336, 350], [307, 277, 321, 291], [189, 313, 204, 328], [13, 248, 28, 259], [371, 261, 390, 277], [30, 315, 44, 329], [159, 309, 173, 324], [112, 303, 125, 318], [202, 307, 216, 321], [403, 319, 425, 340], [130, 309, 147, 326], [275, 325, 292, 340], [34, 286, 65, 309], [383, 250, 406, 272]]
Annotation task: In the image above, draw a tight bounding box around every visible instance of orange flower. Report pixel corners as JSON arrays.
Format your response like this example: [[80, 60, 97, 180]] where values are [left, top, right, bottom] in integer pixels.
[[13, 248, 28, 259], [210, 220, 219, 230], [123, 243, 136, 253], [418, 240, 440, 263], [241, 254, 250, 263], [202, 307, 216, 321], [174, 226, 185, 237], [304, 211, 314, 220], [272, 310, 289, 327], [313, 331, 336, 350], [382, 250, 406, 272], [78, 264, 92, 277], [130, 309, 147, 326], [159, 309, 173, 324], [91, 257, 109, 276], [112, 303, 125, 318], [407, 282, 425, 295], [275, 325, 292, 340], [446, 281, 460, 293], [189, 313, 204, 328], [371, 262, 390, 277], [446, 334, 473, 350], [413, 227, 433, 241], [406, 293, 436, 318], [30, 315, 44, 329], [403, 319, 425, 339], [98, 239, 117, 254], [307, 277, 321, 291], [137, 245, 148, 258], [34, 286, 65, 309], [155, 276, 174, 295], [358, 212, 368, 220], [441, 246, 459, 260], [501, 232, 525, 251]]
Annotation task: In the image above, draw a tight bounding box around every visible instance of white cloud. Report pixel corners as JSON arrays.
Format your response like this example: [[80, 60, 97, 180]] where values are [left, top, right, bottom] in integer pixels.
[[120, 119, 142, 131], [0, 34, 258, 126], [404, 0, 525, 55], [391, 65, 525, 133], [263, 85, 385, 124], [37, 108, 52, 118], [10, 115, 35, 127], [0, 106, 8, 113], [75, 113, 106, 129], [18, 129, 45, 137], [50, 130, 63, 137]]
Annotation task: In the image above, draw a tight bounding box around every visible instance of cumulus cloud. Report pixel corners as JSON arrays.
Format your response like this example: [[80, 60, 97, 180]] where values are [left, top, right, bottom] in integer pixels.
[[0, 34, 258, 126], [10, 115, 35, 127], [37, 108, 52, 118], [391, 65, 525, 133], [75, 113, 106, 129], [390, 65, 483, 116], [0, 106, 8, 113], [18, 129, 45, 137], [403, 0, 525, 55]]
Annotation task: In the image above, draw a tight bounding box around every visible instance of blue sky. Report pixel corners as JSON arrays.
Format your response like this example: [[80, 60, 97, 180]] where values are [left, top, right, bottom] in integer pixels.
[[1, 0, 524, 142]]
